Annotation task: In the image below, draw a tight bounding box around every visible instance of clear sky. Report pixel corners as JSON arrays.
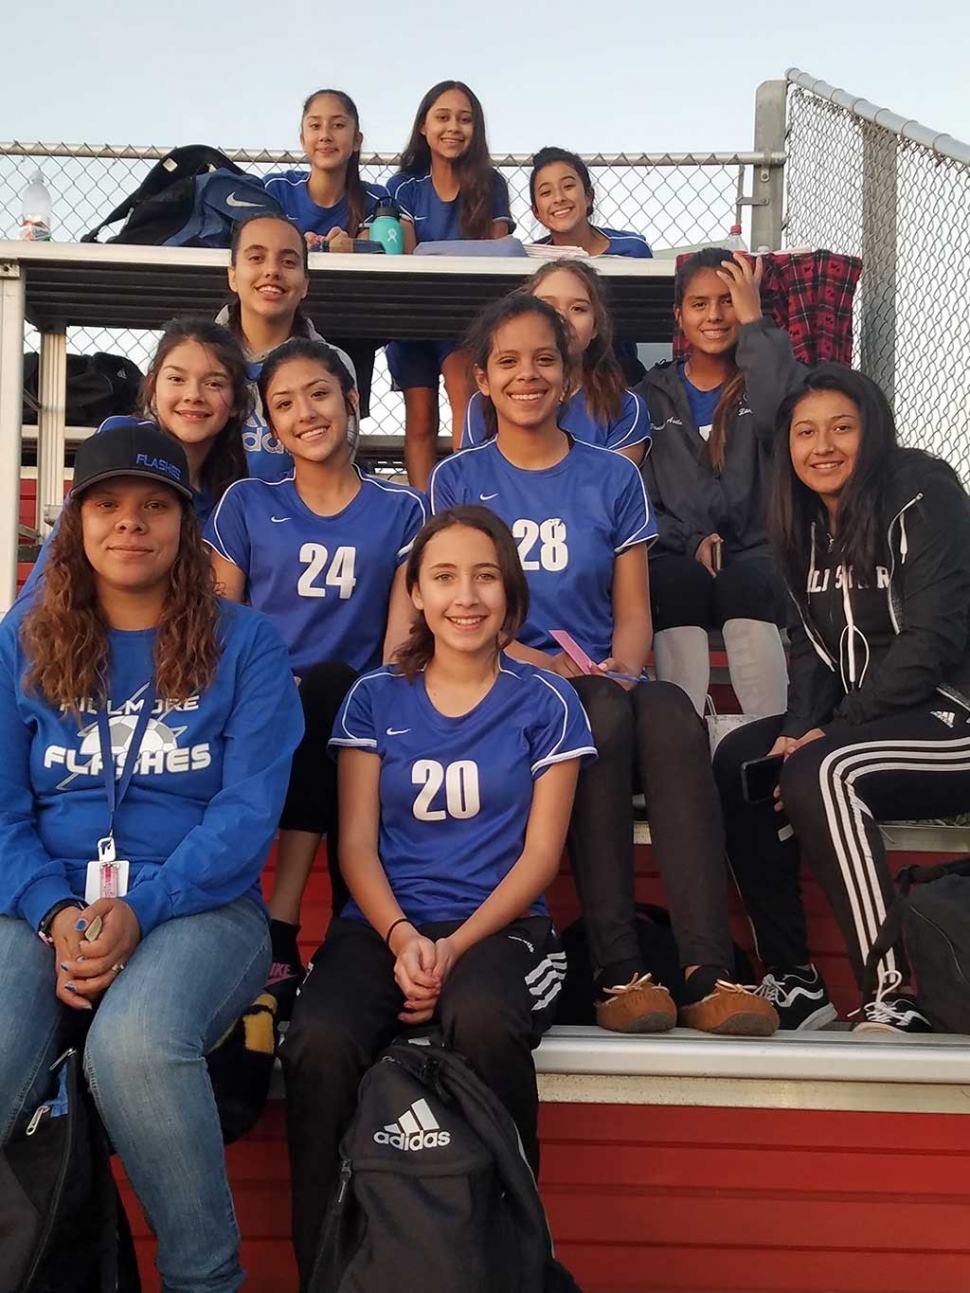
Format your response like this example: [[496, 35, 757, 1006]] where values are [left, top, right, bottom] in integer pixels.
[[2, 0, 969, 156]]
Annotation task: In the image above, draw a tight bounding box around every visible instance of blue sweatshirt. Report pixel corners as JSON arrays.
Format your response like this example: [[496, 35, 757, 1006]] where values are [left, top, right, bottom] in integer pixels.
[[0, 599, 303, 935]]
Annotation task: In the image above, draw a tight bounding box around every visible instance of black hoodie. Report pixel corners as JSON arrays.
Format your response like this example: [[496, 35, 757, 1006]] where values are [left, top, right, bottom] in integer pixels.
[[635, 318, 805, 561], [782, 449, 970, 739]]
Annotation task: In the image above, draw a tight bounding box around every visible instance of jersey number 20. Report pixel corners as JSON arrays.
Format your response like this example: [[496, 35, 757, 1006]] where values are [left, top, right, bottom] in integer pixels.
[[513, 519, 568, 571], [297, 543, 357, 599], [412, 759, 481, 821]]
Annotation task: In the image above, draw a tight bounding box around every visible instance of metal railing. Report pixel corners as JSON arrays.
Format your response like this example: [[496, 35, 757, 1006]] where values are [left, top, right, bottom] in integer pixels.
[[0, 124, 785, 438], [784, 68, 970, 480]]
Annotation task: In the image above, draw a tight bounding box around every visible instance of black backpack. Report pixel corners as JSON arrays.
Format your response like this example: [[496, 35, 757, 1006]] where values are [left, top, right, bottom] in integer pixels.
[[81, 145, 273, 246], [309, 1040, 582, 1293], [22, 353, 142, 428], [863, 857, 970, 1033], [0, 1048, 140, 1293]]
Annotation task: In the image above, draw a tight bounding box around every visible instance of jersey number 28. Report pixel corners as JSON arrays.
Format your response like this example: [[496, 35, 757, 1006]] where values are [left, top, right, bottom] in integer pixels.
[[512, 519, 568, 571], [297, 543, 357, 599], [412, 759, 481, 821]]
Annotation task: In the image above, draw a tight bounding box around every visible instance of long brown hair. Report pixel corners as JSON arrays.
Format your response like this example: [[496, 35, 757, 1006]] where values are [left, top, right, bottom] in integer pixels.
[[301, 88, 368, 236], [394, 507, 529, 680], [526, 259, 625, 424], [226, 213, 314, 344], [21, 495, 222, 717], [674, 247, 745, 474], [399, 80, 504, 241], [142, 317, 250, 503]]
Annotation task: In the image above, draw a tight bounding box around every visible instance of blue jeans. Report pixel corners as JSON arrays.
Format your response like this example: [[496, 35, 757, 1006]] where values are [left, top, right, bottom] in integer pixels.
[[0, 898, 269, 1293]]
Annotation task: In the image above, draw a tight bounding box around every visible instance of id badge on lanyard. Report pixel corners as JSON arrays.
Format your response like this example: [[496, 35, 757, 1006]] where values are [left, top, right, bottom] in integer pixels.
[[84, 684, 155, 904]]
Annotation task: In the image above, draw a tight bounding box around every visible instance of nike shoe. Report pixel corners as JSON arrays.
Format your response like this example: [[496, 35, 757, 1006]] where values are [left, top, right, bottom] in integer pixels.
[[754, 965, 838, 1031], [854, 970, 933, 1034]]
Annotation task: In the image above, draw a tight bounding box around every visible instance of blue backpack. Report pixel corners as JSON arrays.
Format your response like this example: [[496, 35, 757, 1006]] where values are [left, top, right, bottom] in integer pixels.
[[82, 146, 281, 247]]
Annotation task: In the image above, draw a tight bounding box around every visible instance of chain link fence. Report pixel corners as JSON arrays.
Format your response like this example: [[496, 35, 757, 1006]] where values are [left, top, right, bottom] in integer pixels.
[[784, 70, 970, 481], [0, 144, 758, 440]]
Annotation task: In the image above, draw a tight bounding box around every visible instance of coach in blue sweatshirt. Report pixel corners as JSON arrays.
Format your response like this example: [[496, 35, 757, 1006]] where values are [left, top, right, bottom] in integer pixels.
[[0, 422, 303, 1293]]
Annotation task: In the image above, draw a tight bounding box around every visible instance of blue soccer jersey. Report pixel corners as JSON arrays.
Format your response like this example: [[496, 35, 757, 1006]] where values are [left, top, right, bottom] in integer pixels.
[[329, 657, 596, 924], [429, 439, 656, 662], [261, 173, 390, 237], [460, 388, 650, 454], [205, 469, 427, 675], [536, 226, 653, 258], [386, 169, 514, 244]]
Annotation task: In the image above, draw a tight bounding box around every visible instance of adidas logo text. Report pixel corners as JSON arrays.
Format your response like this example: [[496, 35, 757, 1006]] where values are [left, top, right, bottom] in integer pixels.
[[932, 710, 956, 728], [373, 1098, 451, 1151]]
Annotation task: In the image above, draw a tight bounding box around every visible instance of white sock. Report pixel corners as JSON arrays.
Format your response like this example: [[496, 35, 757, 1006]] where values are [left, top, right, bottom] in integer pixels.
[[722, 618, 789, 716], [653, 626, 710, 716]]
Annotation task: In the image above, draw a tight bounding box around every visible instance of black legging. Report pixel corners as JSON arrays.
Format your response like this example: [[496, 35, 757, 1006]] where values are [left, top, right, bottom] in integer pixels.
[[649, 551, 786, 631], [279, 660, 358, 913], [567, 676, 734, 980], [713, 707, 970, 987]]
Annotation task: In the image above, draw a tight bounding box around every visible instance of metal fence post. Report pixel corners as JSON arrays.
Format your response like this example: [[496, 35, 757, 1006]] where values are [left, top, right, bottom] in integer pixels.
[[0, 260, 25, 613], [750, 80, 788, 252], [860, 129, 898, 403]]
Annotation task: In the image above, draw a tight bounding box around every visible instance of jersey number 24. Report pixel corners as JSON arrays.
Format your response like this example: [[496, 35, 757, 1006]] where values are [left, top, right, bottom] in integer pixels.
[[297, 543, 357, 599]]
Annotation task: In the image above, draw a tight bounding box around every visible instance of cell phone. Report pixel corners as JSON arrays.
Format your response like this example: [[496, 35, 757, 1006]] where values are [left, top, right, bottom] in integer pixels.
[[549, 630, 596, 674], [711, 538, 723, 573], [740, 754, 784, 806], [82, 915, 103, 942]]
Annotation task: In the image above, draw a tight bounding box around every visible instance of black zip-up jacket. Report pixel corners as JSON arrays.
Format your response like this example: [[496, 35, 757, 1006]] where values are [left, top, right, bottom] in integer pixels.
[[635, 318, 805, 561], [782, 450, 970, 739]]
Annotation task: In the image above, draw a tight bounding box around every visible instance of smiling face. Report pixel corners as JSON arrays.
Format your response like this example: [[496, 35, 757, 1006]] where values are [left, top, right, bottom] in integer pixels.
[[411, 523, 507, 657], [264, 356, 356, 467], [80, 478, 183, 598], [789, 388, 863, 513], [532, 267, 597, 361], [300, 93, 362, 176], [151, 340, 234, 449], [227, 217, 309, 325], [675, 266, 738, 356], [420, 88, 474, 163], [532, 161, 592, 240], [474, 312, 566, 433]]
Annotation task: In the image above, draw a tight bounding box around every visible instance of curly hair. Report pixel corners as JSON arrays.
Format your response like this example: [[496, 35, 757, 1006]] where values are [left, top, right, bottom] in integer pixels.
[[21, 495, 222, 717]]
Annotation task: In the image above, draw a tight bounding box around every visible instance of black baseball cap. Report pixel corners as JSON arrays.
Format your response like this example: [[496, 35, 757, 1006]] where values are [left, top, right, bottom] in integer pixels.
[[71, 417, 194, 501]]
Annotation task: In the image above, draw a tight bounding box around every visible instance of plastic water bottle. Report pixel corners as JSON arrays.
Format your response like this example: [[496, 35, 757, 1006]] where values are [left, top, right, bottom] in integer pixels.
[[20, 171, 52, 241], [724, 224, 747, 251], [369, 200, 403, 255]]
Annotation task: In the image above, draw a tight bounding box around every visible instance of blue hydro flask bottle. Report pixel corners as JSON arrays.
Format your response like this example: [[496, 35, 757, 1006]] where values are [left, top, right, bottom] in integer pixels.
[[369, 200, 404, 255]]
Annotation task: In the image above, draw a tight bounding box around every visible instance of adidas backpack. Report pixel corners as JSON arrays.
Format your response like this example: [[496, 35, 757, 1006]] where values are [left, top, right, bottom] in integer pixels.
[[81, 145, 280, 247], [308, 1040, 582, 1293]]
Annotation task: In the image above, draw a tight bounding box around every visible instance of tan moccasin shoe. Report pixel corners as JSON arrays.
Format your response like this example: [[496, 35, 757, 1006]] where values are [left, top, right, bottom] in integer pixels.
[[678, 980, 779, 1036], [595, 973, 678, 1034]]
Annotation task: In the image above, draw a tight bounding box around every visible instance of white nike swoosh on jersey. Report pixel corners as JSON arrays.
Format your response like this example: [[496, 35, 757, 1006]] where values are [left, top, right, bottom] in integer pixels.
[[271, 516, 291, 523], [479, 492, 498, 501], [226, 193, 263, 208], [386, 727, 410, 736]]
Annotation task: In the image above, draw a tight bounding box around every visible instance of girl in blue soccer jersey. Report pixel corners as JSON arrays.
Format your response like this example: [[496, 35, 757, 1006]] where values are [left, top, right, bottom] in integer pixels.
[[386, 80, 515, 490], [461, 259, 650, 464], [281, 505, 594, 1281], [263, 88, 388, 416], [219, 211, 358, 481], [264, 89, 389, 250], [206, 338, 425, 1013], [431, 294, 779, 1039], [18, 317, 251, 602], [529, 146, 653, 260]]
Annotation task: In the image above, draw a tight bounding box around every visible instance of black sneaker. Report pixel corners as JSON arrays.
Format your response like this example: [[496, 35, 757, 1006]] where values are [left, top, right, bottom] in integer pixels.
[[754, 965, 838, 1031], [854, 972, 932, 1034]]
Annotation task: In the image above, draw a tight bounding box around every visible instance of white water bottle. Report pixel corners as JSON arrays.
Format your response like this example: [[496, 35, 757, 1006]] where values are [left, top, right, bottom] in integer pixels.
[[724, 223, 747, 251], [20, 171, 52, 241]]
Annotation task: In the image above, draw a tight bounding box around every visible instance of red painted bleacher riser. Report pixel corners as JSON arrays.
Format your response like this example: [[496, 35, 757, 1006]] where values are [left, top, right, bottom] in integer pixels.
[[116, 843, 970, 1293]]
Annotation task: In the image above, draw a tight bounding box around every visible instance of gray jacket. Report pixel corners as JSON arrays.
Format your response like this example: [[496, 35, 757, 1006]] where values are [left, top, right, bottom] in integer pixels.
[[635, 318, 804, 561]]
